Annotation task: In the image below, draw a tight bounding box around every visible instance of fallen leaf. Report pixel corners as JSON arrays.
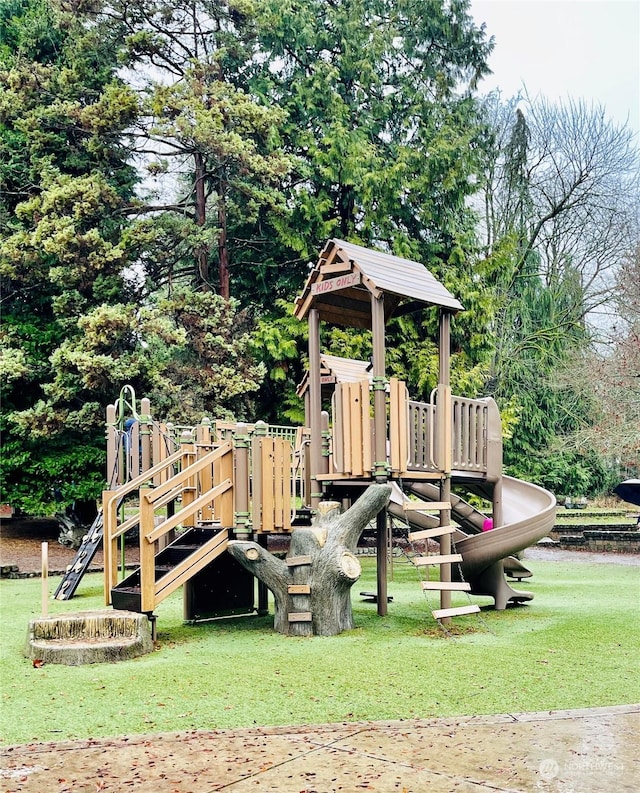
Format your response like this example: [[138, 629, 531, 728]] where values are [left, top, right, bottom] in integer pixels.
[[32, 659, 45, 668]]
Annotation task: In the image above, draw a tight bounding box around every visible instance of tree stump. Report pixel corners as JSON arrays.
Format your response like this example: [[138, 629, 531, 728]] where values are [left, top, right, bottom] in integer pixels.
[[227, 484, 391, 636]]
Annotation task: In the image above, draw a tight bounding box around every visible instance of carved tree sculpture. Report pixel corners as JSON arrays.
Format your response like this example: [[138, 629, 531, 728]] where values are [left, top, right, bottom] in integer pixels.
[[227, 484, 391, 636]]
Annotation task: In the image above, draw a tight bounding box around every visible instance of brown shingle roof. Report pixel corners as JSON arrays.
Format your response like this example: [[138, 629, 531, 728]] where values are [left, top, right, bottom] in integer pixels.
[[294, 239, 464, 326]]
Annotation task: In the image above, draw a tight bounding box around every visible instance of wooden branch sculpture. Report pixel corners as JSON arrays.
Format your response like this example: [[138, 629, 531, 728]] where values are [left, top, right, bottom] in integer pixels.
[[227, 484, 391, 636]]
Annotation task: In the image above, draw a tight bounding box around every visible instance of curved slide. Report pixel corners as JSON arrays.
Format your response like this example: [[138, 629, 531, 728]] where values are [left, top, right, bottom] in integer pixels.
[[389, 477, 556, 609]]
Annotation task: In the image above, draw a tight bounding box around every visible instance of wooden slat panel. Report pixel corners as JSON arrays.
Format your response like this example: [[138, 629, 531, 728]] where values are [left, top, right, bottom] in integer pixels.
[[360, 380, 372, 475], [412, 553, 463, 566], [350, 382, 363, 476], [389, 378, 400, 473], [432, 604, 480, 619], [422, 581, 471, 591], [288, 612, 313, 622], [408, 525, 455, 541], [274, 437, 285, 528], [398, 381, 408, 474], [331, 389, 344, 473], [261, 438, 275, 531], [288, 584, 311, 595], [197, 423, 213, 522], [152, 423, 162, 486], [341, 383, 352, 474], [286, 555, 312, 566], [389, 378, 409, 475]]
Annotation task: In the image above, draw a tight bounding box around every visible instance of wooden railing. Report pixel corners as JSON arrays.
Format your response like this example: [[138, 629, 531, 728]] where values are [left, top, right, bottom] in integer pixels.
[[103, 440, 235, 610], [389, 379, 502, 479], [137, 441, 234, 612], [104, 421, 307, 609]]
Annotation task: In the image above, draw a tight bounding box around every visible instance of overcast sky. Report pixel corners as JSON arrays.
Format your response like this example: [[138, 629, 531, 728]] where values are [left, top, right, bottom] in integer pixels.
[[469, 0, 640, 135]]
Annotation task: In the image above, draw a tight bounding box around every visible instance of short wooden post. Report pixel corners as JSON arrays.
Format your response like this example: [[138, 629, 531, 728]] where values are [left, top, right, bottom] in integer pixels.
[[41, 542, 48, 617]]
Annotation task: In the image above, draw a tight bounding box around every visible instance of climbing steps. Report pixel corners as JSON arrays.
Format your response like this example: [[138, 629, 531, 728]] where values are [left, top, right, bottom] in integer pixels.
[[54, 509, 109, 601], [403, 499, 480, 621], [286, 555, 313, 625], [111, 525, 230, 613]]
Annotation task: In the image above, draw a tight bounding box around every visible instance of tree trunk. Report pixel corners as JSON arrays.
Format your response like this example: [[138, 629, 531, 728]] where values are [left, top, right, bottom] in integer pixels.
[[227, 484, 390, 636], [194, 151, 209, 289]]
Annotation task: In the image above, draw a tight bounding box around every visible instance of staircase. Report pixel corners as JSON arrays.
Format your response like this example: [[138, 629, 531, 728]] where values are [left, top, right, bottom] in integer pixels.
[[111, 525, 229, 613], [104, 439, 238, 615], [403, 499, 480, 622]]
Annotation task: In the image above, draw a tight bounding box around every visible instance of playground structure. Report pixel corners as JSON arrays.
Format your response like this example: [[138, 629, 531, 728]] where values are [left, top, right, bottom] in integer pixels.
[[57, 239, 556, 631]]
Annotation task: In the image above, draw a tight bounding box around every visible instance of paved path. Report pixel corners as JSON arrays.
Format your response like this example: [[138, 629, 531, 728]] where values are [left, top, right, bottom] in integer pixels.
[[1, 705, 637, 792]]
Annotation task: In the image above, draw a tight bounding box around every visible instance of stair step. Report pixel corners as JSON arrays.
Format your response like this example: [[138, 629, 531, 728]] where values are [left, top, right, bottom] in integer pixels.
[[422, 581, 471, 591], [168, 544, 200, 551], [403, 501, 450, 512], [413, 553, 463, 566], [408, 525, 455, 541], [286, 555, 312, 567], [288, 612, 312, 622], [288, 584, 311, 595], [432, 604, 480, 619], [111, 585, 142, 614]]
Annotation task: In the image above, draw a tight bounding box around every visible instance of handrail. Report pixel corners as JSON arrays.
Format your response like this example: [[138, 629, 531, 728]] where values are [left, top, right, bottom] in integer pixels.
[[103, 447, 184, 517], [143, 441, 232, 505], [145, 479, 233, 544]]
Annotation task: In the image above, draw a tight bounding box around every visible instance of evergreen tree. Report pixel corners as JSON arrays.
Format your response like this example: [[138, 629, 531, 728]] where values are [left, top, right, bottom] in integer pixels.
[[0, 0, 142, 513]]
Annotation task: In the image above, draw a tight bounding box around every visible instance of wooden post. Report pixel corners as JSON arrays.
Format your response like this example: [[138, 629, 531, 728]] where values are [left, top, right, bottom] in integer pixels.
[[140, 397, 152, 477], [320, 410, 330, 477], [41, 542, 48, 617], [139, 487, 155, 614], [252, 421, 267, 532], [371, 293, 388, 616], [234, 423, 251, 539], [257, 534, 269, 615], [308, 308, 323, 508], [106, 404, 118, 488], [438, 309, 453, 623], [180, 430, 196, 527]]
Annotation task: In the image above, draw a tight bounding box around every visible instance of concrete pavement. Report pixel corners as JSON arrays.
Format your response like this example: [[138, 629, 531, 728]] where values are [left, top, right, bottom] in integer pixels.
[[1, 704, 637, 792]]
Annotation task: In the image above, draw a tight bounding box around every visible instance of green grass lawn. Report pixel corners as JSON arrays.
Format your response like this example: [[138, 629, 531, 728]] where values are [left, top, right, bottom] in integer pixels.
[[1, 556, 639, 745]]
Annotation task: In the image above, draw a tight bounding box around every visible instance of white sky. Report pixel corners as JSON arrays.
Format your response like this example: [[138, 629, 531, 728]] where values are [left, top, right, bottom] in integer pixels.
[[469, 0, 640, 135]]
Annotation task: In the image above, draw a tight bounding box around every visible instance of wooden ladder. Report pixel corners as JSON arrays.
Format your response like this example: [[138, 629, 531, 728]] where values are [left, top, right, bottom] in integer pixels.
[[286, 555, 313, 624], [403, 500, 480, 621]]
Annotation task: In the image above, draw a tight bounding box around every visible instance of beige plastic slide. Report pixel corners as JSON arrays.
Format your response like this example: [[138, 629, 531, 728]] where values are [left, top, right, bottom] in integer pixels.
[[389, 477, 556, 609]]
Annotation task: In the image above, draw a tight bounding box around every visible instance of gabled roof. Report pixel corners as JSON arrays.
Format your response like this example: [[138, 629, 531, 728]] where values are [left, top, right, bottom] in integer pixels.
[[296, 354, 372, 397], [294, 239, 463, 327]]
